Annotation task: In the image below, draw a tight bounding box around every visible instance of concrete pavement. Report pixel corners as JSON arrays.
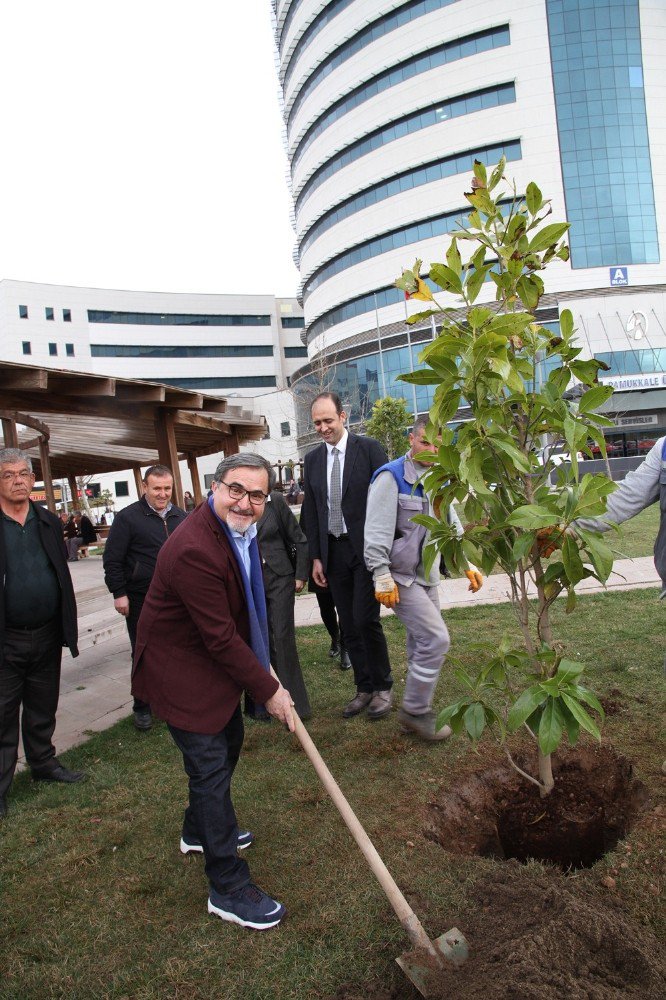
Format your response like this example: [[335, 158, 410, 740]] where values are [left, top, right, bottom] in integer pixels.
[[25, 549, 661, 764]]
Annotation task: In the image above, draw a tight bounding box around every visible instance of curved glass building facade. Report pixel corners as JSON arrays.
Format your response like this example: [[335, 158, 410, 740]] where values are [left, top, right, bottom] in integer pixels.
[[271, 0, 665, 451]]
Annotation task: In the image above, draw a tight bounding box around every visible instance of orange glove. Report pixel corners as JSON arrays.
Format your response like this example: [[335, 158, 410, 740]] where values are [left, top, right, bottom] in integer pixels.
[[465, 565, 483, 592], [374, 572, 400, 608], [536, 527, 560, 558]]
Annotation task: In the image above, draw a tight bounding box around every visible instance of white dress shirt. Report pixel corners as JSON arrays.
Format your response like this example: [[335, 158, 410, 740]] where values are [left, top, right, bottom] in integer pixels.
[[326, 429, 348, 534]]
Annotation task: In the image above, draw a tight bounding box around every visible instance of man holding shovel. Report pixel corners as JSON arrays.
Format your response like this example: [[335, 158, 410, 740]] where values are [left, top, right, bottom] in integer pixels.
[[364, 419, 483, 740], [131, 453, 294, 930]]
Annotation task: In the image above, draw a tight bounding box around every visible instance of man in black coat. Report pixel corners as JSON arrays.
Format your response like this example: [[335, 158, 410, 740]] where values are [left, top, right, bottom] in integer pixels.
[[103, 464, 187, 730], [0, 449, 83, 820], [302, 392, 393, 720]]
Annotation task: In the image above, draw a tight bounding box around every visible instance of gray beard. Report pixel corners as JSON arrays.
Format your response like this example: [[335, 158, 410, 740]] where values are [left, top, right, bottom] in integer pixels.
[[227, 512, 253, 533]]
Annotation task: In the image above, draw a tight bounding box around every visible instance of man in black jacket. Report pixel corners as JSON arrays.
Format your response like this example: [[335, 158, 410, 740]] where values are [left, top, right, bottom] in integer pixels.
[[0, 449, 83, 820], [103, 465, 187, 730], [301, 393, 393, 720]]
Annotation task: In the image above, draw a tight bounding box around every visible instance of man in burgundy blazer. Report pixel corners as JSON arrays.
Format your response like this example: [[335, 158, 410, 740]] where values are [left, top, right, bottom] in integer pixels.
[[132, 453, 294, 931]]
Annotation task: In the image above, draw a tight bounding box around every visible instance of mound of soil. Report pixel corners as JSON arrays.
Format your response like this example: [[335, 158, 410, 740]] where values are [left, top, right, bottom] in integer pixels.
[[424, 866, 666, 999]]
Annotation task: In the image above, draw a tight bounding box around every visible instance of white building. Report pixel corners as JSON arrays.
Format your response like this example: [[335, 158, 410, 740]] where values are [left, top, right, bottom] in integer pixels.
[[272, 0, 666, 459], [0, 279, 306, 505]]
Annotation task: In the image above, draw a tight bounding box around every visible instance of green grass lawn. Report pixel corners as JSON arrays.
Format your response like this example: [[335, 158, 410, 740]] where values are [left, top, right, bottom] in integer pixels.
[[1, 590, 664, 1000], [598, 502, 660, 559]]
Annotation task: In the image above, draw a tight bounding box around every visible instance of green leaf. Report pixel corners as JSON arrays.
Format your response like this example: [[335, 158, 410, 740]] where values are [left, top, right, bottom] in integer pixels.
[[569, 684, 605, 721], [446, 238, 462, 277], [465, 263, 491, 303], [559, 309, 574, 338], [487, 156, 506, 192], [525, 182, 543, 216], [562, 534, 586, 586], [578, 384, 614, 413], [404, 309, 440, 326], [397, 370, 443, 385], [507, 684, 547, 731], [463, 702, 486, 740], [527, 222, 570, 253], [430, 263, 463, 294], [506, 504, 560, 529], [538, 697, 565, 755], [560, 693, 602, 742], [575, 528, 614, 583], [513, 531, 536, 561], [560, 703, 581, 745], [555, 659, 584, 684]]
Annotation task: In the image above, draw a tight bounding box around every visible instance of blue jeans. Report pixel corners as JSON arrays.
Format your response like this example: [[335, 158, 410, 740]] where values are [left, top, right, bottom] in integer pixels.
[[168, 707, 250, 894]]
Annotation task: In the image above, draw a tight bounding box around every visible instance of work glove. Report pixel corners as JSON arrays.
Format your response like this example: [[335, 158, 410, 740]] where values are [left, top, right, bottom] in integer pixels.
[[374, 572, 400, 608], [536, 525, 575, 558], [464, 564, 483, 593]]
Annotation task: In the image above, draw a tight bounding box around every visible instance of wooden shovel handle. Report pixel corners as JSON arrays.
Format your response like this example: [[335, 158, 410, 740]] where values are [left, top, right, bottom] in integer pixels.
[[274, 674, 440, 960]]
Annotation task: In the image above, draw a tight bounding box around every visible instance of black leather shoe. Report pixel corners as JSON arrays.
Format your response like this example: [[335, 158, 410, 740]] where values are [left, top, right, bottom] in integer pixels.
[[133, 708, 153, 731], [328, 640, 341, 658], [0, 795, 7, 819], [342, 691, 372, 718], [339, 648, 352, 671], [33, 765, 86, 783]]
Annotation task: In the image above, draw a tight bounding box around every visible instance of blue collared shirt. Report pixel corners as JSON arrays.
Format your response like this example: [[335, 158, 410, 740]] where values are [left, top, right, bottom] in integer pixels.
[[229, 520, 257, 578]]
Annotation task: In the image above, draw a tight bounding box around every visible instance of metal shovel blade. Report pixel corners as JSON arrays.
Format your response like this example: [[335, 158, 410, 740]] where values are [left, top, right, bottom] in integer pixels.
[[396, 927, 469, 998]]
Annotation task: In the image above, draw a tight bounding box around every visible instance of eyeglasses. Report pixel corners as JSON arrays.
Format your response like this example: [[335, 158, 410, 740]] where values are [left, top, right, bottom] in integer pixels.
[[219, 481, 268, 506], [1, 470, 33, 482]]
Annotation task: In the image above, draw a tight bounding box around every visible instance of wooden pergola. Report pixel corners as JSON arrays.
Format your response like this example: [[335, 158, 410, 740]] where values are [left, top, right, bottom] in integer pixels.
[[0, 361, 268, 511]]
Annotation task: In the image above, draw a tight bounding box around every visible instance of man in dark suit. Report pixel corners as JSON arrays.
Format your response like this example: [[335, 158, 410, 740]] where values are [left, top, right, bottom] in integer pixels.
[[302, 392, 393, 720], [132, 452, 294, 930], [0, 448, 84, 820]]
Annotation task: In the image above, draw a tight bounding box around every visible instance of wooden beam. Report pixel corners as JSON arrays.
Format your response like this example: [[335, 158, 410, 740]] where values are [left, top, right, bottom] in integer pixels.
[[173, 409, 232, 434], [187, 452, 203, 504], [38, 438, 56, 513], [67, 474, 78, 510], [115, 382, 166, 402], [0, 410, 50, 438], [133, 467, 144, 498], [162, 389, 204, 409], [0, 370, 49, 390], [1, 417, 19, 448], [224, 430, 240, 456], [48, 375, 116, 397], [154, 409, 183, 506]]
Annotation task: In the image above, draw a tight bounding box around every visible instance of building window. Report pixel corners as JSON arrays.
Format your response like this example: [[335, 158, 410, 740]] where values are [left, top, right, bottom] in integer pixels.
[[45, 307, 54, 321], [19, 304, 28, 319], [284, 346, 308, 358], [90, 344, 274, 358], [22, 341, 31, 355], [148, 376, 278, 389], [63, 309, 72, 322], [48, 343, 57, 356], [87, 310, 271, 327], [65, 343, 75, 357], [281, 421, 291, 437], [115, 481, 130, 497], [281, 316, 305, 328]]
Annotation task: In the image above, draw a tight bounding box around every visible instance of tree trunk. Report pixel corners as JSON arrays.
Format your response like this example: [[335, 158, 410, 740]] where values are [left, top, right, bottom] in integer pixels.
[[538, 750, 554, 797]]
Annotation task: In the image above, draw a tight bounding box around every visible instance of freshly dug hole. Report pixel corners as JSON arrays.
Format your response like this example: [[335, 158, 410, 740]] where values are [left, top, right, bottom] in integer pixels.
[[426, 745, 647, 869]]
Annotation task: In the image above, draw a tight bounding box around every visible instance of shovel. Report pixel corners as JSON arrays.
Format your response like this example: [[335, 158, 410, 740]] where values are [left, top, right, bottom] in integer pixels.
[[278, 683, 469, 997]]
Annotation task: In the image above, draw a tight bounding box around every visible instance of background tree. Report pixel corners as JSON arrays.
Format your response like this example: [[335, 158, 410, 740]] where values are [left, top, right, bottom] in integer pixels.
[[396, 158, 615, 797], [364, 396, 411, 459]]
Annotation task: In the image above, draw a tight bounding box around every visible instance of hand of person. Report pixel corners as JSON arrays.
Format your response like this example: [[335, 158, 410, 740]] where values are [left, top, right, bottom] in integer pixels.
[[265, 683, 296, 732], [294, 579, 306, 593], [312, 559, 327, 588], [465, 565, 483, 593], [114, 596, 130, 617], [374, 572, 399, 608]]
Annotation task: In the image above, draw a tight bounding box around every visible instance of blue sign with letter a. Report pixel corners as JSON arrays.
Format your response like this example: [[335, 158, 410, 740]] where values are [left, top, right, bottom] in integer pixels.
[[610, 267, 629, 286]]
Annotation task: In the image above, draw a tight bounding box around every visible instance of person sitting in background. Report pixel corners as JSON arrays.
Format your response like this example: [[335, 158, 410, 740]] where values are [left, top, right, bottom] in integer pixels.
[[63, 513, 82, 562], [184, 491, 196, 512]]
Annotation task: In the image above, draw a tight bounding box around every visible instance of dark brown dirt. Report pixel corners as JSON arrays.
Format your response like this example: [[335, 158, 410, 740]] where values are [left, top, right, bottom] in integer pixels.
[[425, 745, 649, 868], [423, 865, 666, 999]]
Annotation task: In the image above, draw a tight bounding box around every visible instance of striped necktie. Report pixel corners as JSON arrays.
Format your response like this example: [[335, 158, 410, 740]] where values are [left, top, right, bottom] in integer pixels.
[[329, 447, 344, 537]]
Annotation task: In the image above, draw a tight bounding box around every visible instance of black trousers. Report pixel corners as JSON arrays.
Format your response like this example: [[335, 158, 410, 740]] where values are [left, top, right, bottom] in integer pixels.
[[326, 536, 392, 694], [263, 567, 311, 718], [0, 619, 63, 798], [168, 706, 250, 895], [126, 593, 150, 713]]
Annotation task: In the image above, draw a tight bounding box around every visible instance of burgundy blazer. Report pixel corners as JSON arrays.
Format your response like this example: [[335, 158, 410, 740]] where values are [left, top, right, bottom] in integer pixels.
[[131, 502, 279, 733]]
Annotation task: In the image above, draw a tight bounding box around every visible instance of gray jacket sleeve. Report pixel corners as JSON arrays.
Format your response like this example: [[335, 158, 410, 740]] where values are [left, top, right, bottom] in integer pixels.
[[364, 471, 399, 580], [575, 437, 663, 533]]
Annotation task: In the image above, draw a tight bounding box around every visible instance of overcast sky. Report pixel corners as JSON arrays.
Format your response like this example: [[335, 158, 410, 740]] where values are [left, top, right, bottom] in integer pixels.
[[0, 1, 300, 297]]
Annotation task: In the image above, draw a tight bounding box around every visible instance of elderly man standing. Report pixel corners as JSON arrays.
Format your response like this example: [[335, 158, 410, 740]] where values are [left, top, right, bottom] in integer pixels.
[[364, 420, 483, 740], [132, 453, 294, 930], [103, 464, 187, 730], [0, 449, 83, 820]]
